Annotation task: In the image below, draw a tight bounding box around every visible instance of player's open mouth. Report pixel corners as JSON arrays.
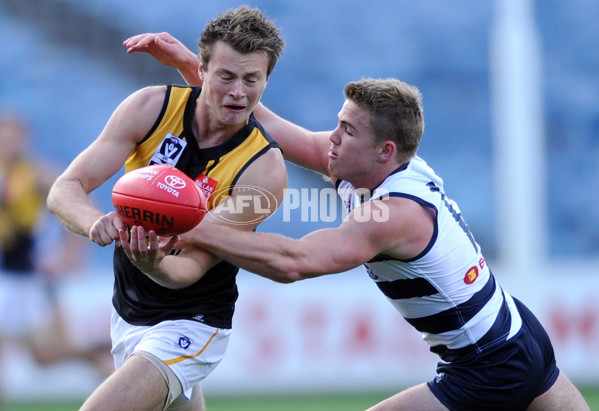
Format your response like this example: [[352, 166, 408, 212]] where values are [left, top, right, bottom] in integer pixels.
[[224, 104, 245, 111]]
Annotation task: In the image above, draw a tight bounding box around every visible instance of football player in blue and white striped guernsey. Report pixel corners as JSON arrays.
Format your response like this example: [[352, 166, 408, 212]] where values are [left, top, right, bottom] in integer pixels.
[[127, 34, 590, 411]]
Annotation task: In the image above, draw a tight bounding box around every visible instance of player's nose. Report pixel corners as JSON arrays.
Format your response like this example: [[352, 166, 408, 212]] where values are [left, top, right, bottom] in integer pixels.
[[329, 127, 342, 145], [228, 79, 245, 99]]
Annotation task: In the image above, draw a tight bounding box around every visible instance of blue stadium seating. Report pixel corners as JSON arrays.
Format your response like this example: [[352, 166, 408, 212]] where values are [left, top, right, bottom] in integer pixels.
[[0, 0, 596, 260]]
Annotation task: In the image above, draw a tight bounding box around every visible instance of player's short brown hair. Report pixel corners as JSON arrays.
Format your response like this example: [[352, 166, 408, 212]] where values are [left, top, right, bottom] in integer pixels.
[[345, 78, 424, 164], [198, 6, 285, 77]]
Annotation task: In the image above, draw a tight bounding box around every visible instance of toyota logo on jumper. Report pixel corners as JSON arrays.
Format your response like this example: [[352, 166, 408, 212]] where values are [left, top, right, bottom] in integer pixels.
[[164, 175, 186, 189]]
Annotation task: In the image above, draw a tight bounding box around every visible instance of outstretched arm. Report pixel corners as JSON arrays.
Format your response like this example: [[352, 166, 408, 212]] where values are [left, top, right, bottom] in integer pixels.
[[124, 32, 202, 85], [175, 198, 427, 283]]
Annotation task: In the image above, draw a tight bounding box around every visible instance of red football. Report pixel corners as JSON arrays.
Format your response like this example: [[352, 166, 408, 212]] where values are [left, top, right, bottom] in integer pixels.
[[112, 164, 207, 236]]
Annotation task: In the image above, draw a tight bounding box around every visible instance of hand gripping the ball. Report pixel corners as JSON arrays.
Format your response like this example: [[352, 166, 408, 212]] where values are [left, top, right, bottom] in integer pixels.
[[89, 211, 127, 247], [118, 225, 178, 278]]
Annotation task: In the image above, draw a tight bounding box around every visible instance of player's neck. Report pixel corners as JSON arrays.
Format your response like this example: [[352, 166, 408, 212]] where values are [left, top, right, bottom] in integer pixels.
[[193, 113, 247, 149], [349, 161, 402, 192]]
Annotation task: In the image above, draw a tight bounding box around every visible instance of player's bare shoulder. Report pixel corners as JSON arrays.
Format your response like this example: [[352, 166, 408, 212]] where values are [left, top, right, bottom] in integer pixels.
[[222, 147, 287, 227], [241, 147, 287, 197], [104, 85, 169, 145], [124, 85, 168, 116]]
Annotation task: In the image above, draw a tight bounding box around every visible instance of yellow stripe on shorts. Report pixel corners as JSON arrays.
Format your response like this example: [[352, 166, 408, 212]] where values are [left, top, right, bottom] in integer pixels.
[[163, 328, 220, 365]]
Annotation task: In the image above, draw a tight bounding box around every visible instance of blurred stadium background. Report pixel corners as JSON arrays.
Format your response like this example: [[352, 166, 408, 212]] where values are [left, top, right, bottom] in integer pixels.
[[0, 0, 598, 409]]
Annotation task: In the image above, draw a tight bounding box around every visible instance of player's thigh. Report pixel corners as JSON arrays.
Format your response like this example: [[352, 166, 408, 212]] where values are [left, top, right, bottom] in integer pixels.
[[366, 383, 449, 411], [527, 371, 590, 411], [80, 354, 169, 411]]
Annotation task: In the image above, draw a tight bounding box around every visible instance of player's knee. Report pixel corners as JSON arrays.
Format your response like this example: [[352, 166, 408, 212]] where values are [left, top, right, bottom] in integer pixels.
[[165, 383, 205, 411], [528, 372, 590, 411]]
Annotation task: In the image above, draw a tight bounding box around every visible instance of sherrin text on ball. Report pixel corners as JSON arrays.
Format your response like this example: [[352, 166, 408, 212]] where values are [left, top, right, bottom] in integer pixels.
[[112, 164, 207, 236]]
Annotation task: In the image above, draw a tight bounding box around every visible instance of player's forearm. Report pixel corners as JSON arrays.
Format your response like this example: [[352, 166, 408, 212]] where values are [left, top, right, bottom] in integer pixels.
[[123, 33, 202, 85], [142, 254, 207, 289], [47, 179, 103, 238], [177, 52, 202, 85], [183, 224, 303, 283]]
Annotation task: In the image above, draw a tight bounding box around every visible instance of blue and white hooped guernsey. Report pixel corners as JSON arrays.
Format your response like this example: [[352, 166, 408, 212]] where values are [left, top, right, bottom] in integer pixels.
[[336, 156, 522, 361]]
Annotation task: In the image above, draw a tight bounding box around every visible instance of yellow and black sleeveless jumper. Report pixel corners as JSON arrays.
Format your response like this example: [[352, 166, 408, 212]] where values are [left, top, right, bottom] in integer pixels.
[[113, 85, 280, 329], [0, 160, 44, 273]]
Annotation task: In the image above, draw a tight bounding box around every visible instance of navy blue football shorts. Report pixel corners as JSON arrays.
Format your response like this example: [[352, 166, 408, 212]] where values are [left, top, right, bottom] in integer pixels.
[[427, 298, 560, 411]]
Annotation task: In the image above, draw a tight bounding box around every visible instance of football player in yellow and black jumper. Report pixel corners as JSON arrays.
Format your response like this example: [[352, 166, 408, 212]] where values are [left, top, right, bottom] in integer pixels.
[[47, 7, 287, 411]]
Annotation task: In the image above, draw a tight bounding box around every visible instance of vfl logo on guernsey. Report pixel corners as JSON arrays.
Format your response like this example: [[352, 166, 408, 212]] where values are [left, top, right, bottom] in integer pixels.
[[464, 266, 479, 284], [149, 133, 187, 166], [178, 335, 192, 350]]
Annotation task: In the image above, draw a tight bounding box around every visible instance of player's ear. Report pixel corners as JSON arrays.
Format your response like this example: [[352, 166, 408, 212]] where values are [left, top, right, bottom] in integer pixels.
[[198, 62, 206, 82], [377, 141, 396, 163]]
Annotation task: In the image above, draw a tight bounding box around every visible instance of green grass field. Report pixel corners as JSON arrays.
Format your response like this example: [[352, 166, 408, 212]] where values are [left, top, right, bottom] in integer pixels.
[[3, 388, 599, 411]]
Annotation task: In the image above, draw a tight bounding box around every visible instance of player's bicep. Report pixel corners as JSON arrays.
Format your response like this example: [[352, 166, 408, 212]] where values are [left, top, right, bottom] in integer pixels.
[[175, 243, 222, 282], [254, 103, 331, 176], [297, 212, 387, 276], [58, 87, 166, 193], [60, 137, 133, 194]]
